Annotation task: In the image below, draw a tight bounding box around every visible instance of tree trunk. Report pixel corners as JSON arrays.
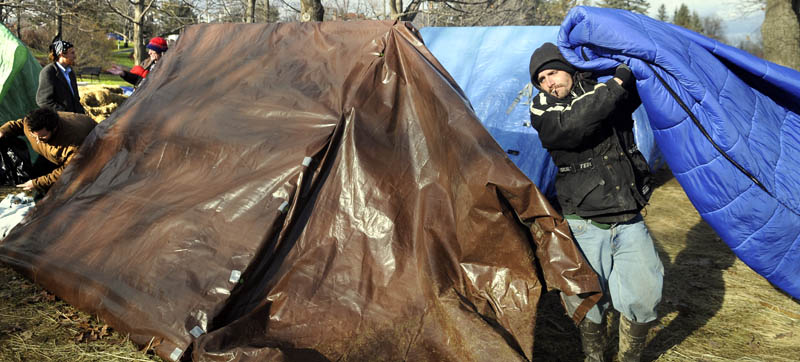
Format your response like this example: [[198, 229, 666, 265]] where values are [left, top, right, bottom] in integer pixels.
[[16, 5, 22, 39], [56, 0, 63, 37], [399, 0, 421, 21], [266, 0, 271, 22], [249, 0, 256, 23], [300, 0, 324, 21], [762, 0, 800, 70], [388, 0, 402, 19], [134, 0, 145, 65]]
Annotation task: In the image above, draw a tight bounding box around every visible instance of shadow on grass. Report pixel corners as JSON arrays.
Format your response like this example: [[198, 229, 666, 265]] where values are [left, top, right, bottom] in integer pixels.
[[646, 220, 735, 361]]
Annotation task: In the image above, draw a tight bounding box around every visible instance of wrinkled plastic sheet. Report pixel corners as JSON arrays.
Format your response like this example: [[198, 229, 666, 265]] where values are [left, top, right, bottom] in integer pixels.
[[0, 21, 600, 361], [0, 136, 31, 185]]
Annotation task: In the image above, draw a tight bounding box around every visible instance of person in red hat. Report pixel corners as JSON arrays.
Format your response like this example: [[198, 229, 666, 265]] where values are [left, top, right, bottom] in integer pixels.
[[108, 36, 169, 88]]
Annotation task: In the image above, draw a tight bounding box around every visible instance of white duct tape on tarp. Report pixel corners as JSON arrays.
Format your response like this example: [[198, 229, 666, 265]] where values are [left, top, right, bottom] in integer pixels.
[[169, 347, 183, 361], [229, 270, 242, 283]]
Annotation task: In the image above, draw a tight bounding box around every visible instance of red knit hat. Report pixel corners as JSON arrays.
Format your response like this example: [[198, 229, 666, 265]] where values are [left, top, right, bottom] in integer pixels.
[[146, 37, 168, 53]]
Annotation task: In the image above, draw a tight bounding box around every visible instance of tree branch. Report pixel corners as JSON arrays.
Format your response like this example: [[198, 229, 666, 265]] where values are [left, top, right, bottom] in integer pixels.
[[105, 0, 135, 22], [279, 0, 300, 12], [142, 0, 158, 17]]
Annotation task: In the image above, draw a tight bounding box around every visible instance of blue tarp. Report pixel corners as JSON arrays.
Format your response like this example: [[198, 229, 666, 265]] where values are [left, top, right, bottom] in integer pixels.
[[419, 26, 661, 198], [557, 7, 799, 298]]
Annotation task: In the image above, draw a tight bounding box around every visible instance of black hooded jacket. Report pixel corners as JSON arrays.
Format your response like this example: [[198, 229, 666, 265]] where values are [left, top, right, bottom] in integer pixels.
[[528, 44, 651, 223]]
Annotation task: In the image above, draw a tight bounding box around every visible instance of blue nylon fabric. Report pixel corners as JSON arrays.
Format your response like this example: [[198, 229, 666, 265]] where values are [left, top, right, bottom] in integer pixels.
[[419, 26, 661, 198], [560, 6, 800, 298]]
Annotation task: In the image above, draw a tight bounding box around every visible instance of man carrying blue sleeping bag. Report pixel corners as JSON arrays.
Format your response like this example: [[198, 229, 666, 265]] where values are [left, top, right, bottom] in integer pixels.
[[528, 42, 663, 362]]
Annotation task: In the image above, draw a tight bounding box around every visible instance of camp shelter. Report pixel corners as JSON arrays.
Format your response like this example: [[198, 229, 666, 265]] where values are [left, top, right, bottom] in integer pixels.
[[421, 7, 800, 300], [0, 24, 40, 121], [419, 26, 661, 198], [0, 21, 601, 361]]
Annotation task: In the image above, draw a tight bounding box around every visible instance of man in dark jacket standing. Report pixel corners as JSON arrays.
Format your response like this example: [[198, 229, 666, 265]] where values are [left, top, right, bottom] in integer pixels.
[[528, 42, 663, 362], [36, 37, 86, 114]]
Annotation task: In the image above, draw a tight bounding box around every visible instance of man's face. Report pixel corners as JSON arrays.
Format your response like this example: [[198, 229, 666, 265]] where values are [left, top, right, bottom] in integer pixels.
[[58, 47, 76, 67], [148, 49, 161, 62], [32, 128, 53, 144], [537, 69, 573, 99]]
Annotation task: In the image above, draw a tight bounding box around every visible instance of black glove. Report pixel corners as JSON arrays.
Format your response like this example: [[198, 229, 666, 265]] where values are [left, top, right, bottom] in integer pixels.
[[614, 63, 633, 86]]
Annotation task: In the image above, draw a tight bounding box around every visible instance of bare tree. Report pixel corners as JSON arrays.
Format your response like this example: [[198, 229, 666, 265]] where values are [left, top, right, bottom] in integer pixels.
[[701, 15, 726, 42], [735, 0, 799, 70], [300, 0, 323, 20], [105, 0, 158, 65], [0, 0, 27, 38], [762, 0, 800, 69], [55, 0, 63, 35], [388, 0, 568, 25]]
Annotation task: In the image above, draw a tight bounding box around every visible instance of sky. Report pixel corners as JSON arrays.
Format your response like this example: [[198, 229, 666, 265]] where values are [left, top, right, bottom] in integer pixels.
[[644, 0, 765, 43]]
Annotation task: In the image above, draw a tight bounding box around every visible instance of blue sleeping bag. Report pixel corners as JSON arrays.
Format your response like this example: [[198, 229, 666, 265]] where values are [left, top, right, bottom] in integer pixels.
[[560, 6, 800, 298], [419, 26, 660, 198]]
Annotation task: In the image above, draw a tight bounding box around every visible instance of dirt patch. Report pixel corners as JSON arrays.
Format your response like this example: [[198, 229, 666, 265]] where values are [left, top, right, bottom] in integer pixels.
[[1, 168, 798, 361]]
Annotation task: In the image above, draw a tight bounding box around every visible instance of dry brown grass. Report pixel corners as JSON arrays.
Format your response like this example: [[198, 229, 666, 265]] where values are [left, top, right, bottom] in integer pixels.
[[0, 264, 163, 362], [0, 185, 161, 362], [1, 169, 798, 361], [78, 85, 128, 123], [533, 168, 800, 361]]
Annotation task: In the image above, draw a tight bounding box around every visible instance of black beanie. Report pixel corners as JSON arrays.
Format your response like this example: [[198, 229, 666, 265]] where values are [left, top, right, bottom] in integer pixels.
[[529, 42, 576, 86]]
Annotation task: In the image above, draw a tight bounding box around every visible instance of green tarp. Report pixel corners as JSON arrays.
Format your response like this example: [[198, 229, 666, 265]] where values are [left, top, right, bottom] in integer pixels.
[[0, 24, 41, 162], [0, 24, 40, 121]]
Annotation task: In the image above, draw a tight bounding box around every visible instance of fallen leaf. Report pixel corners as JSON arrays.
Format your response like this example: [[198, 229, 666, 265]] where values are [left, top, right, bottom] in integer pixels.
[[774, 332, 792, 339]]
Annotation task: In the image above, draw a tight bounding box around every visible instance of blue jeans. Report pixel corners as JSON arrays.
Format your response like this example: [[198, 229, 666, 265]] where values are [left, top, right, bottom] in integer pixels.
[[561, 214, 663, 323]]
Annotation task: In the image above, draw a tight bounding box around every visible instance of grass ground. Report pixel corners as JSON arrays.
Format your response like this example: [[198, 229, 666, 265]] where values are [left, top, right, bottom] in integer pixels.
[[532, 168, 800, 361], [76, 50, 136, 87], [0, 169, 798, 361], [0, 186, 161, 361], [28, 46, 136, 87]]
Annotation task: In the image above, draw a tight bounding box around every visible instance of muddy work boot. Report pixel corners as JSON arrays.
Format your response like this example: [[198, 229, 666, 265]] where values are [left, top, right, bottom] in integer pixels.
[[578, 318, 606, 362], [617, 316, 651, 362]]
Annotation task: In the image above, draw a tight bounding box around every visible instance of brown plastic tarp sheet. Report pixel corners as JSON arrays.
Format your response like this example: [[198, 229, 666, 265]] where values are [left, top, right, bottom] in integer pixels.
[[0, 21, 600, 361]]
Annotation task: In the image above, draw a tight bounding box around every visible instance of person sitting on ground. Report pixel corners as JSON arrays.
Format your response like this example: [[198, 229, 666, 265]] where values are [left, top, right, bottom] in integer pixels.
[[36, 36, 86, 114], [0, 108, 96, 193], [107, 36, 168, 88]]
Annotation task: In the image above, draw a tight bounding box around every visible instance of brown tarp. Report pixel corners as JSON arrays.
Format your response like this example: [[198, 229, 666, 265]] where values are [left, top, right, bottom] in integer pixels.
[[0, 21, 600, 361]]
